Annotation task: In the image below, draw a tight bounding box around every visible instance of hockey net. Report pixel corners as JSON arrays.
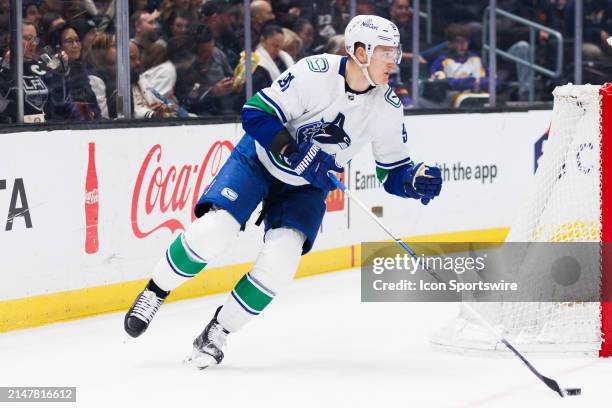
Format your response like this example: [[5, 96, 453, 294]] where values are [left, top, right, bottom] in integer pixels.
[[430, 83, 612, 357]]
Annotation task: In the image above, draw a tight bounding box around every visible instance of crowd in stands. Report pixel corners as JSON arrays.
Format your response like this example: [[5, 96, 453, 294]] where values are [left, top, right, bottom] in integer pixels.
[[0, 0, 610, 123]]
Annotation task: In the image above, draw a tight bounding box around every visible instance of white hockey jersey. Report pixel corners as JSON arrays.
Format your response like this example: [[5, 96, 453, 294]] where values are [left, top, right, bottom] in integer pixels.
[[244, 54, 411, 186]]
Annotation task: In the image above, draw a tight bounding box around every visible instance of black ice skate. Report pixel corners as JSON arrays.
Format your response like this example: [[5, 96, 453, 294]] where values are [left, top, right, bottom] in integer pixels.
[[124, 280, 169, 338], [184, 306, 229, 369]]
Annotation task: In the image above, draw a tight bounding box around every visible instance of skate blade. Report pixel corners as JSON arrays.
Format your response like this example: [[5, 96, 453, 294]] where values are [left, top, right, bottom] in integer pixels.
[[183, 348, 218, 369]]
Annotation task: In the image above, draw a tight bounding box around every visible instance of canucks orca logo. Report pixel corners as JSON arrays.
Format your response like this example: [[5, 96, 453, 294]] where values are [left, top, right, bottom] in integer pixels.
[[296, 113, 352, 152]]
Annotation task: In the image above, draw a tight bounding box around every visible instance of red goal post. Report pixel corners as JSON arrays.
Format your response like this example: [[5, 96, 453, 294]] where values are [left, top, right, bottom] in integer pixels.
[[599, 82, 611, 357]]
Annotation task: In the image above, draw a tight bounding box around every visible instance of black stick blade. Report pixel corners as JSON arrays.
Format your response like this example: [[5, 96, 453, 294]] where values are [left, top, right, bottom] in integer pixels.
[[563, 388, 582, 397], [540, 375, 564, 397]]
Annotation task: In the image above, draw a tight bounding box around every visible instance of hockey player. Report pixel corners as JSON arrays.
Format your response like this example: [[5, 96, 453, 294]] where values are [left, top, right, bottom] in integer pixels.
[[124, 15, 443, 368]]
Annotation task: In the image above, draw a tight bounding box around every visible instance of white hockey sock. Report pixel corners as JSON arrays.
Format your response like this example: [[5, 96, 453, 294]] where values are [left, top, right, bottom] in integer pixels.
[[151, 208, 240, 292], [218, 227, 305, 332]]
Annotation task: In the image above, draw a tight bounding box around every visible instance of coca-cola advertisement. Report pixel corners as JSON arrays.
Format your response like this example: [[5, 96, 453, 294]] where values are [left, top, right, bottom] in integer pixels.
[[85, 142, 99, 254], [131, 140, 234, 239]]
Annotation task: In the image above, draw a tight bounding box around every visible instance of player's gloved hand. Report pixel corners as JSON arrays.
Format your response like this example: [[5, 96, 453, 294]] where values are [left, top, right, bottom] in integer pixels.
[[285, 141, 343, 191], [403, 162, 442, 205]]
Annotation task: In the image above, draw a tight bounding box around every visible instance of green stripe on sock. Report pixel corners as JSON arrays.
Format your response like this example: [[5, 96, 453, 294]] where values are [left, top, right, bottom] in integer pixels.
[[244, 93, 278, 117], [168, 234, 207, 276], [233, 274, 274, 312]]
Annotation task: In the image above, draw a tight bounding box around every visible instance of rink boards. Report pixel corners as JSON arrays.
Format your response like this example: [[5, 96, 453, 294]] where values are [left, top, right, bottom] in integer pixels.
[[0, 110, 551, 331]]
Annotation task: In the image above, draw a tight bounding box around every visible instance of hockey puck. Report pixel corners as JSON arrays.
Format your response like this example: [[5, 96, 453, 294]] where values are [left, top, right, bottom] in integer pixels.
[[563, 388, 581, 397]]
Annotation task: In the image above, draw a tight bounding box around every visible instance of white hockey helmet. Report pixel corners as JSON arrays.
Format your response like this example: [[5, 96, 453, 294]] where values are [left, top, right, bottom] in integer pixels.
[[344, 15, 401, 86]]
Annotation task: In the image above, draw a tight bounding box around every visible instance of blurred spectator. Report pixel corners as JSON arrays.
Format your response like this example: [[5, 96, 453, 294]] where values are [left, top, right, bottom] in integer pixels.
[[40, 12, 66, 45], [495, 0, 556, 100], [70, 0, 99, 20], [167, 11, 191, 38], [175, 26, 239, 116], [24, 0, 42, 28], [130, 11, 161, 55], [524, 0, 574, 99], [40, 0, 62, 14], [293, 18, 315, 58], [315, 0, 350, 42], [251, 0, 276, 44], [0, 15, 9, 58], [514, 1, 559, 57], [566, 0, 612, 47], [161, 0, 199, 23], [322, 34, 347, 56], [199, 0, 241, 67], [141, 42, 168, 71], [40, 0, 98, 22], [129, 39, 142, 75], [72, 17, 99, 52], [252, 24, 294, 93], [548, 0, 569, 33], [356, 0, 376, 15], [130, 0, 149, 16], [431, 25, 489, 92], [282, 28, 303, 60], [389, 0, 414, 51], [96, 0, 117, 32], [428, 24, 489, 107], [0, 21, 73, 123], [131, 40, 178, 118], [272, 0, 304, 28], [568, 0, 612, 58], [0, 29, 11, 122], [431, 0, 486, 45], [129, 40, 142, 77], [49, 23, 101, 120], [138, 41, 177, 111], [563, 0, 612, 85], [87, 31, 178, 120], [388, 0, 427, 84], [389, 0, 427, 64], [158, 10, 191, 47], [86, 32, 117, 119], [0, 0, 8, 16]]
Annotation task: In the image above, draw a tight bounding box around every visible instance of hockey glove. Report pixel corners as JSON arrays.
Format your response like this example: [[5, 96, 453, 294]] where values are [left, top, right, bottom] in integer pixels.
[[403, 163, 442, 205], [285, 142, 343, 191]]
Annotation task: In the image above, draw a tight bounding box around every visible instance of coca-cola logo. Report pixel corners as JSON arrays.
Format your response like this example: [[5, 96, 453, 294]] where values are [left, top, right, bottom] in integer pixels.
[[85, 188, 99, 204], [131, 141, 234, 238]]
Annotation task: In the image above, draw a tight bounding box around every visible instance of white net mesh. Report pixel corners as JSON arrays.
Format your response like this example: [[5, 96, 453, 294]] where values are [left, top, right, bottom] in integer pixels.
[[431, 84, 603, 356]]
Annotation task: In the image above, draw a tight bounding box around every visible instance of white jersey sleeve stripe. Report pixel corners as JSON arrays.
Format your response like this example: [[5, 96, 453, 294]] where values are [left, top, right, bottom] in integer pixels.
[[375, 157, 412, 169], [264, 149, 299, 175]]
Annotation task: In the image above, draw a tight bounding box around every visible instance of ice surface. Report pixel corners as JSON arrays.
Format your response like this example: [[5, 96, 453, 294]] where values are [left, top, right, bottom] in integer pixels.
[[0, 267, 609, 407]]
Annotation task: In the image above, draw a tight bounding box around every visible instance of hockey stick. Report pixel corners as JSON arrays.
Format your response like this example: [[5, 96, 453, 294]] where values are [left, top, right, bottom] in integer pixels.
[[327, 173, 581, 398]]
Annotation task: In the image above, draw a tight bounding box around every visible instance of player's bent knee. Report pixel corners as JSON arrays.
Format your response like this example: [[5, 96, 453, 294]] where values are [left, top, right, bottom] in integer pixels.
[[184, 208, 241, 262], [249, 227, 306, 292]]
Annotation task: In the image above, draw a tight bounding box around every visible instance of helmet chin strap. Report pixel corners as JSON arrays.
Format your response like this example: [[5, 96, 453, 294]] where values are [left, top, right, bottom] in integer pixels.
[[349, 54, 378, 87]]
